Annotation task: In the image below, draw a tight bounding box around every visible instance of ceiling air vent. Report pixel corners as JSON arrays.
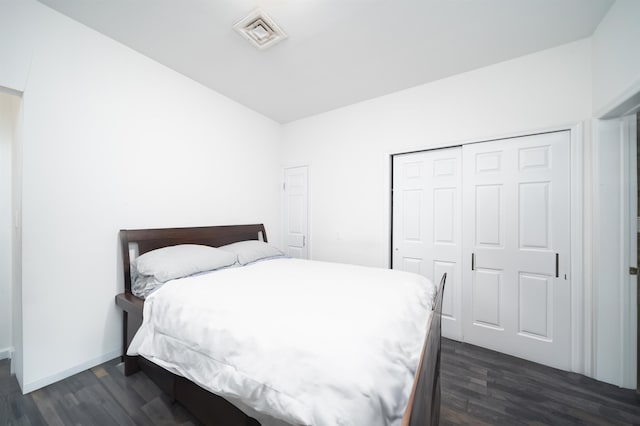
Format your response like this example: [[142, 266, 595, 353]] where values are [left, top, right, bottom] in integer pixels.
[[233, 9, 287, 50]]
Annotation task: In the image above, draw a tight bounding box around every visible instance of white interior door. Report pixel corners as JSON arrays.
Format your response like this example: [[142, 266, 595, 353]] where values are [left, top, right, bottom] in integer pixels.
[[283, 166, 308, 259], [462, 131, 571, 370], [392, 148, 463, 340]]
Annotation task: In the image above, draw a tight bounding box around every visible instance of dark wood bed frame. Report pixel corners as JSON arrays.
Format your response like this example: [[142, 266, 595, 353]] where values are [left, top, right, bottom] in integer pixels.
[[116, 224, 445, 426]]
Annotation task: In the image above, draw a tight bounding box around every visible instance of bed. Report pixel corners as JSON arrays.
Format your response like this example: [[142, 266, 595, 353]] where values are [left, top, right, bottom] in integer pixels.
[[116, 224, 445, 426]]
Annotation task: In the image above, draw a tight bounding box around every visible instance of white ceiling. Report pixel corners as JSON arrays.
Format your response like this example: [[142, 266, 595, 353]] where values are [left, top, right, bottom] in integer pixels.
[[37, 0, 614, 123]]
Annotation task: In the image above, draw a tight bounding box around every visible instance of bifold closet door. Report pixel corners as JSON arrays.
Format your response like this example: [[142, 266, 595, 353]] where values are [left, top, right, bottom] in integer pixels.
[[392, 147, 463, 340], [462, 131, 571, 370]]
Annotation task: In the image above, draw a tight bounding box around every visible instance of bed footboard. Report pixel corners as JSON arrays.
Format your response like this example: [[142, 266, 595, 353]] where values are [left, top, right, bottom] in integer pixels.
[[403, 273, 446, 426]]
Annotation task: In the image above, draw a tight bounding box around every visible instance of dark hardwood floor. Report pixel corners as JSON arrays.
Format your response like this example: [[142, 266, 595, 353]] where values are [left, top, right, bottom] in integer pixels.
[[441, 339, 640, 425], [1, 339, 639, 425], [0, 356, 199, 425]]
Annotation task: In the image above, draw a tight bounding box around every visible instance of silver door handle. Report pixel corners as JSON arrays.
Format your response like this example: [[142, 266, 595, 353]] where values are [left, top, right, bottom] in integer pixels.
[[303, 235, 306, 247]]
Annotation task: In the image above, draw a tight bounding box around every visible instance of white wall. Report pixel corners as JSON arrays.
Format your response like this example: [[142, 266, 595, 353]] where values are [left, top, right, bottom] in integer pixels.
[[0, 0, 282, 392], [281, 39, 592, 269], [0, 91, 20, 360], [592, 0, 640, 115]]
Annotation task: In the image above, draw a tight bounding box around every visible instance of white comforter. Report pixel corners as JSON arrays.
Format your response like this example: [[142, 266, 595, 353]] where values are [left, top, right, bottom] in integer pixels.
[[128, 258, 436, 426]]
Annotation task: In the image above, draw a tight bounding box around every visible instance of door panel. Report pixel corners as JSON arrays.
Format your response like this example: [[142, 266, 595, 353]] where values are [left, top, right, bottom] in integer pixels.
[[519, 182, 550, 248], [434, 188, 455, 243], [519, 273, 551, 339], [475, 184, 503, 246], [462, 131, 571, 370], [403, 190, 422, 241], [473, 269, 502, 328], [393, 147, 463, 340]]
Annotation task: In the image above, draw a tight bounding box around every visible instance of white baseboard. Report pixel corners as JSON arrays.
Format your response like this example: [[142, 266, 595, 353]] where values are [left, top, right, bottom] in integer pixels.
[[0, 347, 13, 360], [21, 349, 121, 394]]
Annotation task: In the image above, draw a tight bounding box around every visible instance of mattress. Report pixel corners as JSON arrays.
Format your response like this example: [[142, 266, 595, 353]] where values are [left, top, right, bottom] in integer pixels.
[[127, 257, 436, 426]]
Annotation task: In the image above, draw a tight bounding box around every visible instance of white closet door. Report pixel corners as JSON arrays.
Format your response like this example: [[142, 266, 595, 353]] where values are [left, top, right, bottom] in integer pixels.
[[462, 131, 571, 370], [283, 166, 308, 259], [392, 147, 463, 340]]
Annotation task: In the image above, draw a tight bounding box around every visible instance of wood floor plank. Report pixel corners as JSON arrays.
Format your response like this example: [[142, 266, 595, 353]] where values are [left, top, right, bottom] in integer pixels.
[[75, 382, 133, 426], [29, 389, 66, 426], [140, 396, 197, 426], [440, 404, 490, 426], [97, 372, 157, 426], [10, 391, 46, 426]]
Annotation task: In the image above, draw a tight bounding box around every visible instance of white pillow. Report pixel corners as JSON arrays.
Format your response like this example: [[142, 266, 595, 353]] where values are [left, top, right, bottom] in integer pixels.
[[130, 267, 163, 299], [218, 240, 284, 265], [134, 244, 238, 283]]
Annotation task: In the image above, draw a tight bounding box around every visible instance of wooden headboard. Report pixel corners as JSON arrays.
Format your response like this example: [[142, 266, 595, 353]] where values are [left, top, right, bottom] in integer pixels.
[[119, 224, 267, 293]]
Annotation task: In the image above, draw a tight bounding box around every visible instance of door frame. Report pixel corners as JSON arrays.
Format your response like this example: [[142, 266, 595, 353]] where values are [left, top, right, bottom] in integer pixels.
[[389, 122, 585, 374]]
